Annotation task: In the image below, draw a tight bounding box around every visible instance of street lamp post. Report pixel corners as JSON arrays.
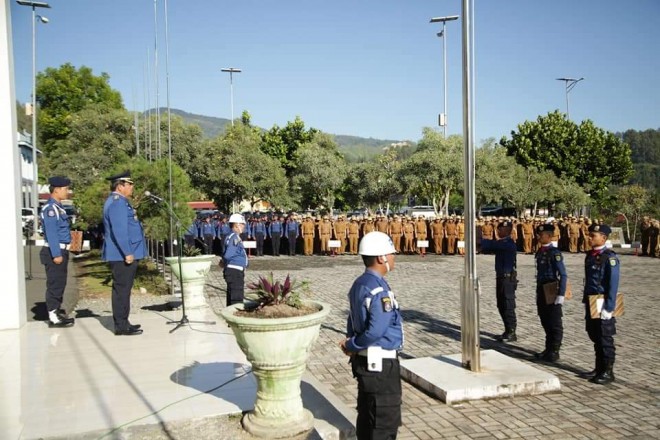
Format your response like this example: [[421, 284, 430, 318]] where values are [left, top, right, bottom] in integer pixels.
[[430, 15, 459, 138], [17, 0, 50, 237], [556, 77, 584, 120], [221, 67, 242, 126]]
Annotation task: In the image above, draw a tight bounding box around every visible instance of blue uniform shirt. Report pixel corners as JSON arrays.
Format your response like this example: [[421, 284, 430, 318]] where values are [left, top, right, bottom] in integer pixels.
[[102, 192, 147, 262], [220, 223, 231, 238], [268, 220, 282, 236], [185, 222, 198, 237], [201, 221, 216, 237], [536, 244, 568, 295], [345, 269, 403, 353], [286, 220, 299, 237], [481, 236, 517, 276], [41, 198, 71, 258], [223, 232, 248, 269], [584, 247, 620, 312], [252, 222, 266, 235]]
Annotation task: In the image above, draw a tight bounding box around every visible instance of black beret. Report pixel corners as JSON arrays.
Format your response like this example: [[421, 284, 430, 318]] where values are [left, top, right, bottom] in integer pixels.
[[588, 224, 612, 236], [497, 221, 512, 228], [106, 170, 133, 184], [48, 176, 71, 187], [536, 223, 554, 234]]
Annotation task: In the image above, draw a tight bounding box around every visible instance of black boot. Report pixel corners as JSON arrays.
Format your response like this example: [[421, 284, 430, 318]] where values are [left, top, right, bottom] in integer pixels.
[[534, 349, 549, 359], [590, 361, 615, 385], [496, 329, 517, 342], [542, 345, 560, 363], [580, 356, 603, 379]]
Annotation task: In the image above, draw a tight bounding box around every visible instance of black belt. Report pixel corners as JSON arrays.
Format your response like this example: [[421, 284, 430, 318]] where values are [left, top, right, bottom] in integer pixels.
[[497, 273, 513, 278]]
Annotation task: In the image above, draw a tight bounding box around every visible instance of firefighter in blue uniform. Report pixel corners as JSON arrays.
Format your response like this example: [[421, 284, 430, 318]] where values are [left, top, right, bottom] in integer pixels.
[[285, 214, 300, 256], [40, 176, 75, 327], [268, 215, 283, 256], [481, 220, 518, 342], [102, 171, 146, 336], [582, 223, 619, 385], [252, 216, 267, 256], [340, 232, 403, 440], [219, 216, 231, 255], [184, 220, 198, 248], [200, 216, 215, 255], [222, 214, 248, 306], [534, 223, 568, 362]]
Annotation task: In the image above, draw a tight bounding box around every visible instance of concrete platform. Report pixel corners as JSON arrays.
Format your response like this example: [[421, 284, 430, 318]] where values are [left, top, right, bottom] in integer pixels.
[[400, 349, 561, 405], [0, 307, 355, 439]]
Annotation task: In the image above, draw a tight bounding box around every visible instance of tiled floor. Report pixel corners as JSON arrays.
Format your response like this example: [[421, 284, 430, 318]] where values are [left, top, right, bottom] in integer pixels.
[[0, 308, 255, 439]]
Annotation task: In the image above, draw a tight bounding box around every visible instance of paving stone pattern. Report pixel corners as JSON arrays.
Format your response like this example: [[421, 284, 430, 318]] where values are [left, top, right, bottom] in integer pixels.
[[204, 252, 660, 440]]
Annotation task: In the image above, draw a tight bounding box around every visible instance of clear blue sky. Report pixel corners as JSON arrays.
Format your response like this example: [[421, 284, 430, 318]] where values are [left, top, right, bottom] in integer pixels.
[[10, 0, 660, 143]]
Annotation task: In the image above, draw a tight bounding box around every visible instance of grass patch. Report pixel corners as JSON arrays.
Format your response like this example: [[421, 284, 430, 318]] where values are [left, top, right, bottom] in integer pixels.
[[75, 251, 170, 298]]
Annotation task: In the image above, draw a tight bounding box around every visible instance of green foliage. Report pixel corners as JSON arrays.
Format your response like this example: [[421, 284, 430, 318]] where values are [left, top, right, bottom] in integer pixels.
[[260, 116, 318, 177], [182, 244, 202, 257], [398, 130, 462, 215], [74, 158, 196, 240], [198, 122, 291, 211], [37, 63, 123, 154], [246, 273, 307, 310], [500, 111, 634, 200], [622, 128, 660, 206], [612, 184, 652, 241], [292, 133, 347, 210], [46, 104, 133, 188]]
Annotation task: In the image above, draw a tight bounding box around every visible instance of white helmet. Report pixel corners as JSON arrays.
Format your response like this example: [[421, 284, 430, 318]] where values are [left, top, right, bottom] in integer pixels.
[[228, 213, 246, 224], [359, 231, 396, 256]]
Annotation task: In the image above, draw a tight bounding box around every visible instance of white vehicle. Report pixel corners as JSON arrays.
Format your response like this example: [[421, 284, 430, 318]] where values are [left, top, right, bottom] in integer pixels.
[[404, 205, 436, 218]]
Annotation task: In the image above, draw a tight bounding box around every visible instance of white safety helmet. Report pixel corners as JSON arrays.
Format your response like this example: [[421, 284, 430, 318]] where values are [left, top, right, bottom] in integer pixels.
[[228, 213, 246, 224], [359, 231, 396, 256]]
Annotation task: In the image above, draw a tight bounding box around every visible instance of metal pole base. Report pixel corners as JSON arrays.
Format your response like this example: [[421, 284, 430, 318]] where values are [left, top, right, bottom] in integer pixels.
[[166, 314, 216, 333]]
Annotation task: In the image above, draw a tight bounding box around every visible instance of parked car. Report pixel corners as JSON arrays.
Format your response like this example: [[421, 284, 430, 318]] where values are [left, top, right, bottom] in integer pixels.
[[21, 208, 34, 228]]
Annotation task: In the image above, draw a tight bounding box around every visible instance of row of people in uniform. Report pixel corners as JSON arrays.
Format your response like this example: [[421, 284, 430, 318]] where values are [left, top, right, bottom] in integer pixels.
[[185, 212, 624, 258]]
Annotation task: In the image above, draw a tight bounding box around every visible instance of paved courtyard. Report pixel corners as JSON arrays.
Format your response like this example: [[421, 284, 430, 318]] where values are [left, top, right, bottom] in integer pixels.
[[209, 251, 660, 440]]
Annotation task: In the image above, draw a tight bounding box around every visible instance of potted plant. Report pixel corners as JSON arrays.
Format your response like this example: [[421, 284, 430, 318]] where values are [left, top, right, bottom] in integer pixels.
[[164, 245, 214, 308], [220, 273, 330, 439]]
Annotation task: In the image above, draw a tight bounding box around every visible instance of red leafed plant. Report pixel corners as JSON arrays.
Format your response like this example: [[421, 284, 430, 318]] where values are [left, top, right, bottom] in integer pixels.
[[246, 272, 306, 310]]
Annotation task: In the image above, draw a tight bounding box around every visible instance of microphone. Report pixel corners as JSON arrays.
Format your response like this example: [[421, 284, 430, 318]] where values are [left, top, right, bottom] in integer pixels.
[[144, 191, 164, 203]]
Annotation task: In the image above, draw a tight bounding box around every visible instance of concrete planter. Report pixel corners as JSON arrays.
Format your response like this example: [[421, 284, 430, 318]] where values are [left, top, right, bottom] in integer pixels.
[[164, 255, 214, 308], [220, 301, 331, 439]]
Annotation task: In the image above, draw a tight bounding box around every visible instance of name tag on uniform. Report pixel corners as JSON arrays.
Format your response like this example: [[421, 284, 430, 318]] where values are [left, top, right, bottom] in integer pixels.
[[243, 241, 257, 249]]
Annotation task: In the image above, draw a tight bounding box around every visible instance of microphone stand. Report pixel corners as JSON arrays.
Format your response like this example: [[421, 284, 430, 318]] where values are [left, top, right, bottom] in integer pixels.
[[148, 195, 215, 333]]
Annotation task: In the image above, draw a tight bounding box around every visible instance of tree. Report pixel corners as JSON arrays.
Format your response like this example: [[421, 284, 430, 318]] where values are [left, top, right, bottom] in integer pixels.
[[614, 184, 651, 242], [398, 130, 462, 215], [260, 116, 318, 177], [501, 111, 633, 200], [45, 104, 133, 187], [74, 158, 196, 241], [292, 133, 347, 210], [37, 63, 123, 154], [199, 122, 290, 211]]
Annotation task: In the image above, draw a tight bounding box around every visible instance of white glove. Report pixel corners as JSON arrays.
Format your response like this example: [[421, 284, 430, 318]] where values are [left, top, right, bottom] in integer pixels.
[[600, 309, 613, 320], [554, 295, 565, 305]]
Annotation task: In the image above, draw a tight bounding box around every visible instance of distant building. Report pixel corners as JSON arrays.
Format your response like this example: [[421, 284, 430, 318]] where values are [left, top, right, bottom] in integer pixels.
[[17, 131, 41, 211]]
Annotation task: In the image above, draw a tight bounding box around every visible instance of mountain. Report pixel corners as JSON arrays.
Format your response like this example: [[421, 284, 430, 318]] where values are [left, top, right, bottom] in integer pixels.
[[156, 108, 401, 160]]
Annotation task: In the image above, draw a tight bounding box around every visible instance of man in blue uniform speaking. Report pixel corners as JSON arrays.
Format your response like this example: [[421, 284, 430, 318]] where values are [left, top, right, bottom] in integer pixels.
[[40, 176, 75, 328], [340, 231, 403, 440], [102, 171, 147, 336]]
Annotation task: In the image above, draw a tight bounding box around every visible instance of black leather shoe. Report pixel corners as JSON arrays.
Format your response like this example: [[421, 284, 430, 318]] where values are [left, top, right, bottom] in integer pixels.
[[48, 319, 74, 328], [590, 364, 615, 385], [580, 368, 600, 379], [542, 350, 560, 362], [115, 328, 144, 336], [129, 323, 142, 330], [496, 331, 517, 342], [534, 349, 549, 359]]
